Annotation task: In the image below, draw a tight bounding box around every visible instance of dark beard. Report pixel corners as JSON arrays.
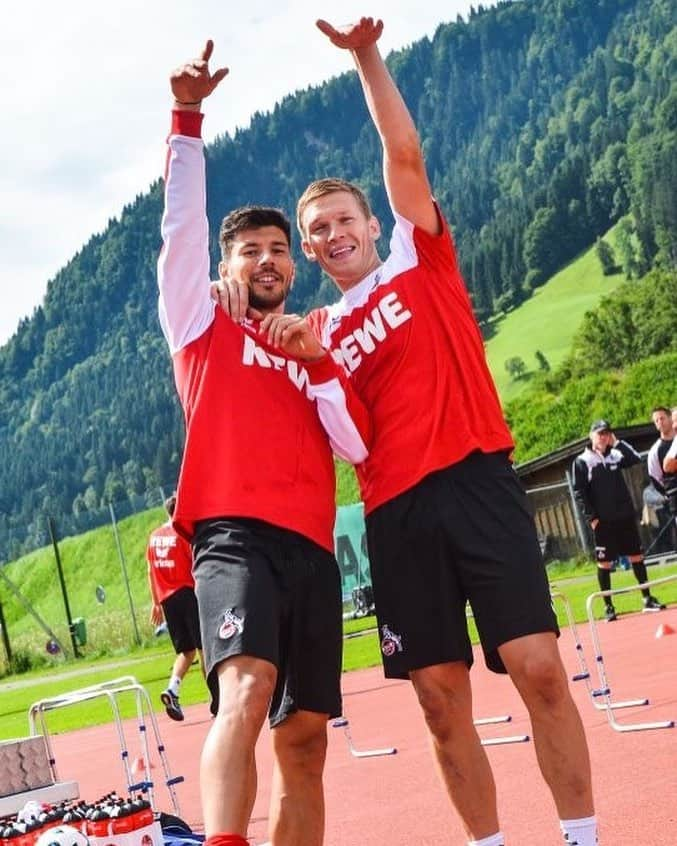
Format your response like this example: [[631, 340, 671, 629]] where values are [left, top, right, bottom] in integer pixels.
[[248, 287, 287, 311]]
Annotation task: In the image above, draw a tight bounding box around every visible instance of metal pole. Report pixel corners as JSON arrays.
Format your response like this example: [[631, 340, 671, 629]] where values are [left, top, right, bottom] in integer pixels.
[[47, 516, 80, 658], [109, 502, 142, 646], [565, 469, 590, 554], [0, 600, 12, 666], [0, 568, 65, 655]]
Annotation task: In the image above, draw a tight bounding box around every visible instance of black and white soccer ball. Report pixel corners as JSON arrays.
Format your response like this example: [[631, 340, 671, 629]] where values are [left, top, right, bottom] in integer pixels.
[[35, 825, 90, 846]]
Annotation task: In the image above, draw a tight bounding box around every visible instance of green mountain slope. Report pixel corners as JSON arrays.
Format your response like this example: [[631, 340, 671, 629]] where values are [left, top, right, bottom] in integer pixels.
[[1, 0, 675, 562], [487, 227, 627, 402]]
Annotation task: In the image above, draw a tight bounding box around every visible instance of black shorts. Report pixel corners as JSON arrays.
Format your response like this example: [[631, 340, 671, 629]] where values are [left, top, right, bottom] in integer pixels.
[[192, 517, 342, 727], [162, 586, 202, 654], [366, 450, 559, 677], [593, 517, 642, 563]]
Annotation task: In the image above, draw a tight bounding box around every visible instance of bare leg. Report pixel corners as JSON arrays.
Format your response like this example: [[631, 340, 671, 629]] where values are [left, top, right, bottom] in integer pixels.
[[196, 648, 207, 678], [171, 649, 195, 682], [200, 655, 277, 837], [499, 632, 594, 819], [410, 662, 499, 841], [268, 710, 329, 846]]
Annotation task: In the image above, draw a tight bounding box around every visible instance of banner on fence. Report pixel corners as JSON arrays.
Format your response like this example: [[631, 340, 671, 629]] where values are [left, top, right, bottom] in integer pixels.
[[334, 503, 372, 598]]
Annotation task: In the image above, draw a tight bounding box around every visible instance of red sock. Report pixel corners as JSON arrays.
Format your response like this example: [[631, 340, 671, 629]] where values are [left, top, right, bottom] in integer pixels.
[[205, 835, 249, 846]]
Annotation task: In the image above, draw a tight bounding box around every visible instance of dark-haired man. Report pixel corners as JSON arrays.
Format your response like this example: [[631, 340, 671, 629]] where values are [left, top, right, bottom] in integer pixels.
[[648, 406, 674, 496], [572, 420, 665, 621], [146, 493, 204, 721], [158, 42, 371, 846]]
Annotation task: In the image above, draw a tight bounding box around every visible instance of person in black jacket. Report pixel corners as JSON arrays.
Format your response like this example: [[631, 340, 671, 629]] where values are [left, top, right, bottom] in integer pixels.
[[572, 420, 665, 622]]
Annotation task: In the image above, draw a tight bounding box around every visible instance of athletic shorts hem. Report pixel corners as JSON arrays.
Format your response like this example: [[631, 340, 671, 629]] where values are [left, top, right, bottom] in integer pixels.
[[484, 622, 560, 675], [381, 653, 474, 681]]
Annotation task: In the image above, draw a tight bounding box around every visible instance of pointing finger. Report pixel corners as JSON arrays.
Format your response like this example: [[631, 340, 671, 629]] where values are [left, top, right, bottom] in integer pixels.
[[202, 39, 214, 62]]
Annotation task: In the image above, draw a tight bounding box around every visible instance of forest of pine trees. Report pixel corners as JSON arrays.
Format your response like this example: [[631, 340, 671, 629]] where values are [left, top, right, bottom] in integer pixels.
[[0, 0, 675, 560]]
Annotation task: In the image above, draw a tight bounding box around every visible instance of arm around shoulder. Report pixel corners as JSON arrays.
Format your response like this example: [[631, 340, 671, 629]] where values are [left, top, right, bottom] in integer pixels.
[[305, 354, 372, 465]]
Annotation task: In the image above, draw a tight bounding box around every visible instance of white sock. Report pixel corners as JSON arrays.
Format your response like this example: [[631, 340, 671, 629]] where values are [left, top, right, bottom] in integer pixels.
[[468, 834, 505, 846], [168, 675, 182, 695], [560, 815, 598, 845]]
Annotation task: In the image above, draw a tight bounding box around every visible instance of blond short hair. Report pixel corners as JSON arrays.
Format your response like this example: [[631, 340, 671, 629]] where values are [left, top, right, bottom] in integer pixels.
[[296, 178, 372, 235]]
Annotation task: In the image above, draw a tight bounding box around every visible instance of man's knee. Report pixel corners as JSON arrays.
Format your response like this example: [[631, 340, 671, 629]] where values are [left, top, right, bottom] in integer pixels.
[[273, 712, 328, 775], [501, 635, 568, 707], [215, 656, 277, 726], [411, 663, 473, 740]]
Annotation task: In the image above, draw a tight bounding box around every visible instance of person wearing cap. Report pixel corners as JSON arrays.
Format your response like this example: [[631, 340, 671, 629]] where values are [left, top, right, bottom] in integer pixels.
[[572, 420, 665, 621]]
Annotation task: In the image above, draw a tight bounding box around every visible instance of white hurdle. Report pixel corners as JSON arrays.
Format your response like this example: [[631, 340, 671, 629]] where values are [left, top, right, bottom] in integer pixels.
[[465, 602, 530, 745], [331, 716, 397, 758], [551, 591, 649, 711], [29, 675, 185, 813], [584, 574, 676, 732]]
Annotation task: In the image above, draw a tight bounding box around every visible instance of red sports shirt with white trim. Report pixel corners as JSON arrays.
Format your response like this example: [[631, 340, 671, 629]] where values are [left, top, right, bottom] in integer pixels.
[[158, 111, 371, 551], [308, 208, 513, 514], [146, 521, 194, 604]]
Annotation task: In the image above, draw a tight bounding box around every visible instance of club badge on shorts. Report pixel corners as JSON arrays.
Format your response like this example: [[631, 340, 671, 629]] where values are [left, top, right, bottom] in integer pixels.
[[380, 624, 403, 657], [218, 608, 244, 640]]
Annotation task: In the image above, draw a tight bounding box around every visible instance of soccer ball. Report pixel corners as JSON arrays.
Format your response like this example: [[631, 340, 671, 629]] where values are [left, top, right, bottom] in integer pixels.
[[35, 825, 90, 846]]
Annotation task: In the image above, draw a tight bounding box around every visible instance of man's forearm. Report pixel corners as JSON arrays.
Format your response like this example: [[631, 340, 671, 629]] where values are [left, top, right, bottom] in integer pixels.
[[351, 45, 419, 160]]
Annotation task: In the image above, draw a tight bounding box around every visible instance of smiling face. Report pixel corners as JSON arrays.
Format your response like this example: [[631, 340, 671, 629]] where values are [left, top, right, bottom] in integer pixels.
[[299, 190, 382, 292], [219, 226, 294, 313]]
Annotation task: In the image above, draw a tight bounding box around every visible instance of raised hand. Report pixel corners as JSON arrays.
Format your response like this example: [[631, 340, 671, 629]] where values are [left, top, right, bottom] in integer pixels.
[[260, 313, 326, 362], [316, 17, 383, 51], [170, 40, 229, 105]]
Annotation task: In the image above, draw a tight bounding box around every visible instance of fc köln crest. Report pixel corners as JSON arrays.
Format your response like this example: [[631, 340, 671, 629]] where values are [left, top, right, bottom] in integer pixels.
[[380, 624, 403, 657], [218, 608, 244, 640]]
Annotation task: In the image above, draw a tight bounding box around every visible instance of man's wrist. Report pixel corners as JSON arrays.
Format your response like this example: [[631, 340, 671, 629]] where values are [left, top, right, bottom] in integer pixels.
[[173, 98, 202, 112]]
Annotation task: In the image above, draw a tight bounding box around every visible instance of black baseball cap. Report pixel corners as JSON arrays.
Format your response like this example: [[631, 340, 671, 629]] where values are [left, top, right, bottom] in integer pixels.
[[589, 419, 611, 434]]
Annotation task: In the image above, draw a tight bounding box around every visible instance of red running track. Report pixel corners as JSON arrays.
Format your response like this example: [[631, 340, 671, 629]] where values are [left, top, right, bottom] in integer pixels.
[[48, 608, 677, 844]]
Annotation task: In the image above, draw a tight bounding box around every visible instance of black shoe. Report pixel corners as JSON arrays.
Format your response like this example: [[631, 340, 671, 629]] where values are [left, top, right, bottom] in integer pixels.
[[604, 604, 617, 622], [161, 689, 184, 721], [642, 595, 666, 612]]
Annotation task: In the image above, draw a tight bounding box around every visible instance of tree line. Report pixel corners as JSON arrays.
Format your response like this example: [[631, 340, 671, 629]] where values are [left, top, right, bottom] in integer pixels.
[[0, 0, 675, 561]]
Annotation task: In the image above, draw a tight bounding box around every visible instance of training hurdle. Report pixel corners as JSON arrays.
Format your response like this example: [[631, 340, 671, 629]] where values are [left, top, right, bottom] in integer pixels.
[[552, 591, 649, 712], [463, 602, 530, 745], [331, 716, 397, 758], [584, 575, 676, 732], [29, 676, 184, 813]]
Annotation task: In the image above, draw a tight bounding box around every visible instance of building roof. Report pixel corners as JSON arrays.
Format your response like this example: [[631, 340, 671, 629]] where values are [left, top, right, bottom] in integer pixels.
[[515, 423, 657, 481]]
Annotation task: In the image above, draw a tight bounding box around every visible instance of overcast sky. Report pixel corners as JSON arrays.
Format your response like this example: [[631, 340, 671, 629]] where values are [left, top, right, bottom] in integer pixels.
[[0, 0, 482, 345]]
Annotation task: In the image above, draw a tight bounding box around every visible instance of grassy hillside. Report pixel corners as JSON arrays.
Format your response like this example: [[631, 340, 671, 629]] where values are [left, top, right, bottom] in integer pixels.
[[1, 464, 361, 667], [486, 227, 627, 403]]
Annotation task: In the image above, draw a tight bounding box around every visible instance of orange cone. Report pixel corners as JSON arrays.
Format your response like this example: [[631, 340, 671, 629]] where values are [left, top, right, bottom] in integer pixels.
[[131, 755, 154, 774], [655, 623, 675, 638]]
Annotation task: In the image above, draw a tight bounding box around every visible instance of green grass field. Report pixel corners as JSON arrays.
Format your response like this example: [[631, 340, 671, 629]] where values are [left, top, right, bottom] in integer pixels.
[[2, 561, 674, 742], [486, 228, 626, 403]]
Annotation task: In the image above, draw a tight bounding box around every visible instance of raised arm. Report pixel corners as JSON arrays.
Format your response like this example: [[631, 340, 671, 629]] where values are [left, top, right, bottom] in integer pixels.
[[612, 437, 641, 469], [157, 41, 229, 354], [317, 17, 439, 235]]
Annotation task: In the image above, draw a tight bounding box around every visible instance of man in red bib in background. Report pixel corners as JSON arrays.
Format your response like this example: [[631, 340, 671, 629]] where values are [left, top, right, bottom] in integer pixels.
[[147, 493, 205, 721]]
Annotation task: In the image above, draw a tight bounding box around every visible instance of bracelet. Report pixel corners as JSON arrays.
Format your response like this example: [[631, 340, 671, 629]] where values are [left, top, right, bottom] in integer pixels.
[[174, 99, 202, 106]]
